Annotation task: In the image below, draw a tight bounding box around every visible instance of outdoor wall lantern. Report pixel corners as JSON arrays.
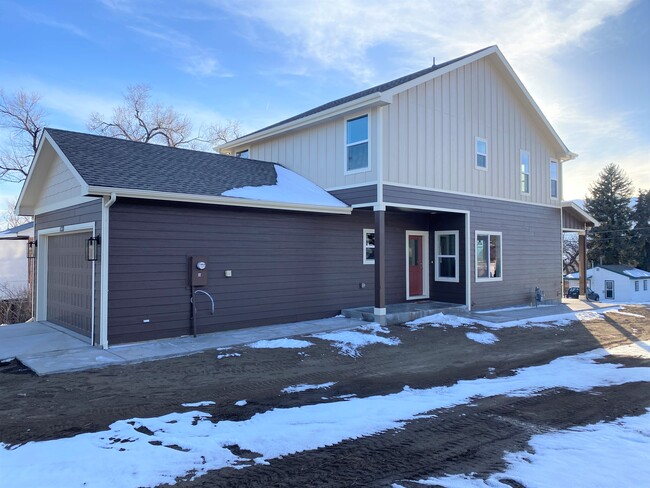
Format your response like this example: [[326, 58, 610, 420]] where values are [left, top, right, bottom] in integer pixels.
[[26, 240, 36, 259], [86, 235, 100, 262]]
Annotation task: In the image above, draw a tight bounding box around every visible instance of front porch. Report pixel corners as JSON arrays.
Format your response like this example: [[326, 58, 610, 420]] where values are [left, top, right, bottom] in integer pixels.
[[342, 300, 466, 325]]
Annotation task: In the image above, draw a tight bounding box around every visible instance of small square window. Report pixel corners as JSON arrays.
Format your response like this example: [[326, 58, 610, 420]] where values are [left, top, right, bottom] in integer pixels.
[[476, 138, 487, 169], [363, 229, 375, 264]]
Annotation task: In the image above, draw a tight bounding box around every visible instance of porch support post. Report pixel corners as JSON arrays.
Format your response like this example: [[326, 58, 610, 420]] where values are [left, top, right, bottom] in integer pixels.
[[374, 207, 386, 324], [578, 231, 587, 297]]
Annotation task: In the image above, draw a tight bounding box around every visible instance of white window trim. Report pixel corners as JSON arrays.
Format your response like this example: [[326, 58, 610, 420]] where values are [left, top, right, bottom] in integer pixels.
[[36, 222, 97, 345], [475, 137, 488, 171], [363, 228, 375, 265], [549, 159, 559, 199], [344, 113, 371, 175], [434, 230, 459, 283], [475, 230, 503, 282], [520, 149, 530, 195], [236, 148, 250, 158], [405, 230, 430, 300]]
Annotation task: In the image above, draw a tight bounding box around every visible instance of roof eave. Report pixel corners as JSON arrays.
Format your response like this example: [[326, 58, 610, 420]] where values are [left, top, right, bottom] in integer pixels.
[[87, 186, 353, 215], [219, 92, 390, 153], [562, 201, 600, 227]]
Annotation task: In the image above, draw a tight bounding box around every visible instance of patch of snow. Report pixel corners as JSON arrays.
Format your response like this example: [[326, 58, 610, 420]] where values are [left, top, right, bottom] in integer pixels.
[[406, 313, 476, 329], [182, 401, 215, 408], [475, 304, 554, 314], [465, 331, 499, 344], [357, 322, 390, 334], [216, 353, 241, 359], [623, 268, 650, 278], [312, 329, 400, 357], [409, 409, 650, 488], [282, 382, 336, 394], [247, 338, 314, 349], [608, 310, 645, 318], [3, 342, 649, 487], [222, 165, 347, 208], [235, 400, 247, 407]]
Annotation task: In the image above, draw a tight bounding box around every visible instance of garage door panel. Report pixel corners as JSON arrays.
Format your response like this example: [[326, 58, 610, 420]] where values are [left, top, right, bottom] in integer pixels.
[[47, 233, 93, 337]]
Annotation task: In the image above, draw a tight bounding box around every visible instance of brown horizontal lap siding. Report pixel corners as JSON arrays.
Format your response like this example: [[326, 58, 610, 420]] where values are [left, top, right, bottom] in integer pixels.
[[107, 200, 378, 344], [384, 185, 562, 309], [330, 185, 377, 206], [34, 200, 103, 344]]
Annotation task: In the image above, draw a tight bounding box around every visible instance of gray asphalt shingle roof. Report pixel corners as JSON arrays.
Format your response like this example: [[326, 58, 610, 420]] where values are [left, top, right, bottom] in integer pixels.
[[240, 46, 494, 139], [45, 128, 278, 196]]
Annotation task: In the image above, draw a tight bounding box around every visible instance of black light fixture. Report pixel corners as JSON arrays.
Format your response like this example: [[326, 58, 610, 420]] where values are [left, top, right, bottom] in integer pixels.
[[26, 239, 36, 259], [86, 235, 100, 261]]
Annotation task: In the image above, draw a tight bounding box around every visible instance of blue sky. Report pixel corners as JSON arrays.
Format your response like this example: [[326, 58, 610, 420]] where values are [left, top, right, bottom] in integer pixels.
[[0, 0, 648, 207]]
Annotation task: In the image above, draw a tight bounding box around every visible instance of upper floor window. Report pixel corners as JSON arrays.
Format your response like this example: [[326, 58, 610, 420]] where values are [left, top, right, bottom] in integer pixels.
[[550, 160, 558, 198], [346, 114, 369, 173], [236, 149, 250, 158], [435, 231, 459, 282], [476, 231, 502, 281], [363, 229, 375, 264], [475, 137, 488, 169], [520, 150, 530, 194]]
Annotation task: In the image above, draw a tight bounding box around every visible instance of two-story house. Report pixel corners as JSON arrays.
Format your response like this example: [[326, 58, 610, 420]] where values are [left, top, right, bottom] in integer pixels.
[[17, 45, 595, 348]]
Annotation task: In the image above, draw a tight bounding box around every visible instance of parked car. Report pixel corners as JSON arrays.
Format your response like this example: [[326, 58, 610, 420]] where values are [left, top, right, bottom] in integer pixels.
[[566, 287, 600, 301]]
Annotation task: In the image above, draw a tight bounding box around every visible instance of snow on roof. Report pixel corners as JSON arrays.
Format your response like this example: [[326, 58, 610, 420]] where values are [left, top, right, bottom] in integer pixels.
[[623, 268, 650, 278], [222, 165, 348, 208]]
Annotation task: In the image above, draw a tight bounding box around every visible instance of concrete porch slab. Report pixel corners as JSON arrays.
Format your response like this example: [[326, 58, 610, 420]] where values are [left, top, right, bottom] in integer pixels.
[[0, 323, 89, 361], [342, 301, 466, 325]]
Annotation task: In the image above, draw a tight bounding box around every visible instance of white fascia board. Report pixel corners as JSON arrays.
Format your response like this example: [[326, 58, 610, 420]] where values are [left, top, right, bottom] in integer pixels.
[[16, 130, 90, 216], [562, 201, 600, 227], [218, 92, 390, 153], [87, 186, 353, 215]]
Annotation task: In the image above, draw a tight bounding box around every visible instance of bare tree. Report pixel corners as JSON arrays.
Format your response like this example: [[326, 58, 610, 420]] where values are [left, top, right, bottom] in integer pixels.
[[88, 84, 240, 150], [2, 198, 31, 230], [563, 234, 580, 275], [0, 90, 46, 183]]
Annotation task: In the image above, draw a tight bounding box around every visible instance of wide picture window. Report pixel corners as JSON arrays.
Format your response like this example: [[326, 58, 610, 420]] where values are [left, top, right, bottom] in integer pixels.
[[476, 232, 502, 281], [346, 115, 369, 172]]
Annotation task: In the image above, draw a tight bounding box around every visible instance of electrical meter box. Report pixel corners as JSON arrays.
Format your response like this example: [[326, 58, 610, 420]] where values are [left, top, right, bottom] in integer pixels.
[[190, 255, 208, 287]]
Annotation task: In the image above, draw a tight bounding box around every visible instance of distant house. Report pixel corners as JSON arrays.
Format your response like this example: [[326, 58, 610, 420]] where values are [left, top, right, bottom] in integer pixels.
[[587, 265, 650, 302], [17, 46, 597, 349], [563, 270, 592, 291], [0, 222, 34, 299]]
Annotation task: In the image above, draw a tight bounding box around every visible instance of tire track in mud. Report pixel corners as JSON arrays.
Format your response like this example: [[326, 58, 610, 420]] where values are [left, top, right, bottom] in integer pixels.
[[174, 382, 650, 488]]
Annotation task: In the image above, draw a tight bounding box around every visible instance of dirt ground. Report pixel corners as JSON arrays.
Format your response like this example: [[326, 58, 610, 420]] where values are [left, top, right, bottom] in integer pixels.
[[1, 305, 649, 487]]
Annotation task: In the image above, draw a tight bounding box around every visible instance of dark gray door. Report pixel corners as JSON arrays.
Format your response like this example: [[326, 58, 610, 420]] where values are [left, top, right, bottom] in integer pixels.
[[47, 232, 93, 338]]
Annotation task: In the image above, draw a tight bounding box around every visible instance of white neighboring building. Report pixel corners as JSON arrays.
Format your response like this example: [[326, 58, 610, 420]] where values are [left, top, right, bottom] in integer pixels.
[[589, 265, 650, 303], [0, 222, 33, 299]]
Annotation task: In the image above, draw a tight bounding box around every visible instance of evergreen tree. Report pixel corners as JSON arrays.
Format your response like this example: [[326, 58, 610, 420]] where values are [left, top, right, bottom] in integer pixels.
[[585, 163, 633, 265], [631, 189, 650, 271]]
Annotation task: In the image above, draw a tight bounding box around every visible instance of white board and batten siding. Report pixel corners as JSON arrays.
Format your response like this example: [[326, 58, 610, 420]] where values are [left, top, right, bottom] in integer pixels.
[[249, 109, 380, 190], [381, 57, 562, 206]]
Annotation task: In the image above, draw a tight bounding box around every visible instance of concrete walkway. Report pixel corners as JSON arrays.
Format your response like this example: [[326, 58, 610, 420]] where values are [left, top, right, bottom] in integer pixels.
[[0, 317, 365, 376], [0, 299, 625, 376]]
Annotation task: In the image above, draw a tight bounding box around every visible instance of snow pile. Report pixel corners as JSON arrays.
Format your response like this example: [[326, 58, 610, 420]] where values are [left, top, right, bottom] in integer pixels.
[[282, 382, 336, 394], [407, 308, 623, 330], [2, 342, 649, 487], [181, 401, 215, 408], [235, 400, 247, 407], [216, 353, 241, 359], [312, 324, 400, 357], [407, 409, 650, 488], [465, 331, 499, 344], [247, 338, 314, 349], [222, 165, 347, 208]]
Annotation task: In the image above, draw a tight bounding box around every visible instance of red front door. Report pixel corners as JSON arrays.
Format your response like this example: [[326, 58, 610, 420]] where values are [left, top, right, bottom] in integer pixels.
[[409, 235, 423, 296]]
